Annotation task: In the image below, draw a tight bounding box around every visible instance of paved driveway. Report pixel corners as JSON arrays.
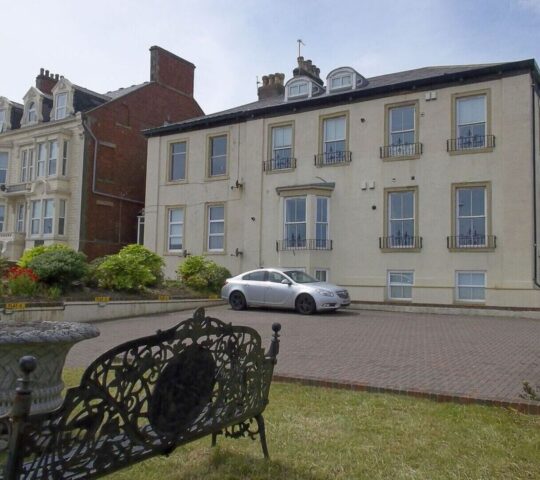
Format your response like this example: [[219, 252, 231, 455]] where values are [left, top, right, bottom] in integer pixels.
[[66, 305, 540, 403]]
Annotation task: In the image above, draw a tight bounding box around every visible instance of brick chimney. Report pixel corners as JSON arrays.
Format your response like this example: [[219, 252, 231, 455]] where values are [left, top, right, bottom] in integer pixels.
[[257, 73, 285, 100], [293, 57, 323, 86], [35, 68, 60, 94], [150, 46, 195, 97]]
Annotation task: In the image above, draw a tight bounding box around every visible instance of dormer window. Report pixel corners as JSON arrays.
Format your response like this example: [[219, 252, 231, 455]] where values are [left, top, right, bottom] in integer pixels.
[[326, 67, 367, 94], [27, 102, 37, 123], [0, 109, 5, 133], [55, 92, 68, 120], [288, 81, 309, 98]]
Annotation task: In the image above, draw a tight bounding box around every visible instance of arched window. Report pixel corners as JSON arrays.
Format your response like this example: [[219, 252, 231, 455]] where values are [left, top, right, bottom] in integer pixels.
[[27, 102, 37, 123]]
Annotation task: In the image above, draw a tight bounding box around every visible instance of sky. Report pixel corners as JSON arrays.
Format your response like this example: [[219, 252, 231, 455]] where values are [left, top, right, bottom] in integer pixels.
[[1, 0, 540, 115]]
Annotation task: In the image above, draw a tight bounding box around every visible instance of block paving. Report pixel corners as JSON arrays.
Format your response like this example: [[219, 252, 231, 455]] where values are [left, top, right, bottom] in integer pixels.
[[66, 305, 540, 411]]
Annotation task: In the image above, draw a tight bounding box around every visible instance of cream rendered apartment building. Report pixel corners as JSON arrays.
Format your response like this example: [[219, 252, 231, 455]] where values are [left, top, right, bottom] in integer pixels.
[[144, 57, 540, 308]]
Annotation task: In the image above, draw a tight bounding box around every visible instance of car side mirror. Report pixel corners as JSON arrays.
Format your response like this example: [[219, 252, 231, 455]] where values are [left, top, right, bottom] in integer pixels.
[[281, 279, 292, 286]]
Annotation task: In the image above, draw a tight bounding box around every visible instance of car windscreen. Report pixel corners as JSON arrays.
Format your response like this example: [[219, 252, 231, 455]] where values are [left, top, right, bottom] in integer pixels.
[[283, 270, 319, 284]]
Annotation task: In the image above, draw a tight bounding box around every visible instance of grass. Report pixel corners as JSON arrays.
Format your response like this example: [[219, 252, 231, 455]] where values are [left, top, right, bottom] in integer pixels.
[[61, 370, 540, 480]]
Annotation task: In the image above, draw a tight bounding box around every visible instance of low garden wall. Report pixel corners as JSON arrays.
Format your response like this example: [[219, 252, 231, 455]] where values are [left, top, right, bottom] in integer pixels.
[[0, 299, 225, 323]]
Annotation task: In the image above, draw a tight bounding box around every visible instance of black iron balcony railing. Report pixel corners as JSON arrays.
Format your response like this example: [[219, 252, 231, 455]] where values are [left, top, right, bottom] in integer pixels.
[[276, 238, 333, 251], [447, 235, 497, 249], [447, 135, 495, 152], [263, 157, 297, 172], [314, 151, 352, 167], [380, 142, 423, 159], [379, 236, 423, 249]]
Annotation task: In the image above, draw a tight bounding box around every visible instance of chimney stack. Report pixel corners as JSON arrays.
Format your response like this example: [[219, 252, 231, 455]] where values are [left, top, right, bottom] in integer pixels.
[[150, 46, 195, 97], [36, 68, 60, 94], [257, 72, 285, 100], [293, 56, 323, 85]]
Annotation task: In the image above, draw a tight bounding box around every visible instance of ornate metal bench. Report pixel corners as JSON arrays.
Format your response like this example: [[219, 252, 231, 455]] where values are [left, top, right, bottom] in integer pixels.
[[0, 307, 281, 479]]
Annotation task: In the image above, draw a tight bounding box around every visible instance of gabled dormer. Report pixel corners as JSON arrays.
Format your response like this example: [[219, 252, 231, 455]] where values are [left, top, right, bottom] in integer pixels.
[[20, 87, 52, 127], [326, 67, 368, 94], [51, 77, 75, 121], [0, 97, 23, 133]]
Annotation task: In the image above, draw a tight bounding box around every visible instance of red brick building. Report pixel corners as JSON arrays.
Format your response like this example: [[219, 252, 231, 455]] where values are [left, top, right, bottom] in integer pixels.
[[0, 46, 203, 260]]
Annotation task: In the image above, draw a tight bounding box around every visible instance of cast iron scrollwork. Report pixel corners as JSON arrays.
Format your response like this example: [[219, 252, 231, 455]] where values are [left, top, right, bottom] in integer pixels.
[[0, 308, 281, 480]]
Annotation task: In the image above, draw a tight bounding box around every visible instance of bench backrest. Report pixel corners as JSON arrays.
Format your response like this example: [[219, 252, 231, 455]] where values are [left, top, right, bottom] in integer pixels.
[[0, 307, 281, 480]]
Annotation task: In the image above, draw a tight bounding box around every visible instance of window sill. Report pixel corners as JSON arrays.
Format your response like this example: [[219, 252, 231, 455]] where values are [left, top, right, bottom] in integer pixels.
[[204, 175, 229, 182], [448, 247, 496, 253], [448, 147, 494, 156], [165, 179, 187, 185], [380, 248, 422, 253], [204, 250, 226, 256], [265, 167, 295, 174], [454, 299, 486, 305], [381, 154, 421, 162]]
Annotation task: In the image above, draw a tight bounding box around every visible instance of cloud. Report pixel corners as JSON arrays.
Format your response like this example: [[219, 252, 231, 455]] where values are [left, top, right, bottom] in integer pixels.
[[517, 0, 540, 13]]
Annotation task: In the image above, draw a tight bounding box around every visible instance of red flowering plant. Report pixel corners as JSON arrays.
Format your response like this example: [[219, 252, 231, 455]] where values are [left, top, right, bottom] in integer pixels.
[[5, 265, 41, 297]]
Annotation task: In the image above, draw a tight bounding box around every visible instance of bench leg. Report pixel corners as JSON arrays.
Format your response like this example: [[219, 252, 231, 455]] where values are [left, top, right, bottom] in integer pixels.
[[211, 432, 218, 447], [255, 414, 269, 459]]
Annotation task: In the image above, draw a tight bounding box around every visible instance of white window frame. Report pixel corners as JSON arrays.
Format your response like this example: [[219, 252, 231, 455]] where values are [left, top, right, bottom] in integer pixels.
[[284, 196, 307, 249], [323, 116, 347, 156], [388, 190, 415, 248], [271, 125, 293, 169], [21, 148, 34, 182], [389, 104, 416, 156], [329, 73, 352, 91], [456, 271, 486, 303], [16, 203, 26, 233], [42, 199, 55, 235], [58, 199, 66, 235], [388, 271, 414, 301], [287, 81, 309, 98], [137, 214, 145, 245], [314, 269, 329, 282], [315, 196, 329, 249], [30, 200, 41, 235], [48, 140, 58, 176], [456, 186, 487, 247], [456, 95, 487, 149], [0, 204, 5, 233], [37, 143, 47, 177], [0, 109, 5, 133], [0, 151, 8, 184], [170, 141, 187, 181], [62, 140, 68, 176], [167, 207, 184, 252], [209, 135, 227, 177], [55, 92, 68, 120], [27, 102, 37, 123], [207, 204, 225, 252]]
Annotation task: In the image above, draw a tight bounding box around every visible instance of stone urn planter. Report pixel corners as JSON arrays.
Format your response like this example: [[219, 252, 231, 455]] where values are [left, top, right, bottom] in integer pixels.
[[0, 321, 99, 416]]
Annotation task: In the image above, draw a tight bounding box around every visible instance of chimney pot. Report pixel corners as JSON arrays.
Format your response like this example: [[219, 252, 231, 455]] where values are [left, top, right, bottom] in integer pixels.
[[40, 68, 44, 75], [257, 72, 285, 100], [45, 70, 50, 77], [54, 74, 59, 80], [262, 75, 269, 86], [268, 74, 275, 85]]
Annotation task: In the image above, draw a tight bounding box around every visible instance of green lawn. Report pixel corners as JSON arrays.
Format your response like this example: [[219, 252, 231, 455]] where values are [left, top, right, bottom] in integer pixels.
[[62, 370, 539, 480]]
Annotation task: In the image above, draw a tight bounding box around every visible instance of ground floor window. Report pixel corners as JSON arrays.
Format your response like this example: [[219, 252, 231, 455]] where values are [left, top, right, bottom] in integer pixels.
[[168, 208, 184, 252], [388, 271, 414, 300], [314, 269, 328, 282], [29, 198, 66, 237], [0, 205, 5, 232], [207, 204, 225, 251], [456, 271, 485, 302]]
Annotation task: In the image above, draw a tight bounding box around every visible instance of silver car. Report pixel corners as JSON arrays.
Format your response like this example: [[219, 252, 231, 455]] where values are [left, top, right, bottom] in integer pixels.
[[221, 268, 350, 315]]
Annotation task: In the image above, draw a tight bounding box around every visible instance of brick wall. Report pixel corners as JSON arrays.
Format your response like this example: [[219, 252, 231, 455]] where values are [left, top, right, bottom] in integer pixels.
[[79, 81, 204, 259], [150, 46, 196, 96]]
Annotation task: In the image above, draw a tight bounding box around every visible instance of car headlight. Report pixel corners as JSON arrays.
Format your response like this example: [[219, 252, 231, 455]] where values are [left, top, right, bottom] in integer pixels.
[[316, 289, 334, 297]]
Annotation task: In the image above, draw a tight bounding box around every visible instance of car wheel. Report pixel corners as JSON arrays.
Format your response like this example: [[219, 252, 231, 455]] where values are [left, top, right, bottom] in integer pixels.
[[229, 291, 247, 311], [295, 294, 316, 315]]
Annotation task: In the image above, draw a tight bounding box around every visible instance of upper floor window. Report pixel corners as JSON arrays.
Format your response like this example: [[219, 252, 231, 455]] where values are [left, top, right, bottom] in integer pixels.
[[16, 204, 25, 233], [27, 102, 37, 123], [456, 95, 486, 147], [387, 190, 416, 248], [55, 93, 68, 120], [330, 73, 352, 91], [321, 115, 348, 165], [271, 125, 293, 170], [0, 152, 7, 184], [21, 148, 34, 182], [387, 104, 418, 157], [0, 205, 5, 232], [456, 186, 486, 246], [0, 109, 5, 133], [170, 142, 186, 181], [30, 199, 55, 236], [207, 205, 225, 251], [209, 135, 227, 177], [288, 81, 308, 98], [36, 141, 59, 178]]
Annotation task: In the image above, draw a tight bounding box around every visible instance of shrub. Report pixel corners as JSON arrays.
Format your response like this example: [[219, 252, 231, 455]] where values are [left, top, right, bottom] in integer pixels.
[[95, 255, 155, 291], [18, 243, 71, 268], [84, 256, 107, 288], [0, 256, 11, 276], [93, 245, 164, 292], [177, 256, 231, 294], [28, 248, 88, 289], [5, 266, 41, 297]]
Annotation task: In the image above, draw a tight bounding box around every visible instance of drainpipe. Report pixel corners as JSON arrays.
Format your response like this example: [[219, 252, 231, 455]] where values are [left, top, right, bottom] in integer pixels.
[[82, 119, 144, 205], [532, 79, 540, 288]]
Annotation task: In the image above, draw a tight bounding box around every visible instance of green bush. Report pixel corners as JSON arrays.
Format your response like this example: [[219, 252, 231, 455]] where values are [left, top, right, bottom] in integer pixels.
[[177, 256, 231, 294], [83, 256, 107, 288], [95, 255, 155, 291], [18, 243, 71, 268], [117, 244, 164, 285], [6, 266, 41, 297], [28, 248, 88, 289]]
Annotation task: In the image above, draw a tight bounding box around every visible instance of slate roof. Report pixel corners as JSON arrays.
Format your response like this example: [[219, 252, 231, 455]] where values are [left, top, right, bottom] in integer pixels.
[[145, 59, 539, 137]]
